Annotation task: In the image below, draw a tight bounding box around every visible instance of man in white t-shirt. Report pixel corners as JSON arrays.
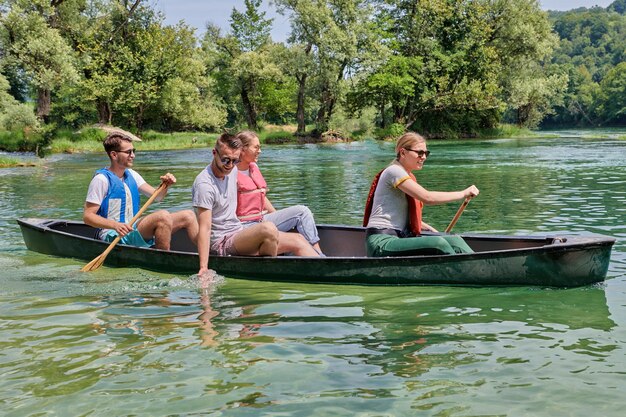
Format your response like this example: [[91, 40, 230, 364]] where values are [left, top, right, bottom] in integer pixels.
[[83, 132, 198, 250], [192, 133, 284, 281]]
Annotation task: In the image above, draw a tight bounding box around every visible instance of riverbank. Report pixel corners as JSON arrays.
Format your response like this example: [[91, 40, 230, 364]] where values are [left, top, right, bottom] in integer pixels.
[[0, 124, 542, 167], [0, 155, 37, 168]]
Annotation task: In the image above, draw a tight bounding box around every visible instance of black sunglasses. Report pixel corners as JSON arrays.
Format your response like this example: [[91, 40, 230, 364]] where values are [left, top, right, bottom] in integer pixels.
[[405, 148, 430, 158], [116, 148, 136, 155], [214, 148, 240, 166]]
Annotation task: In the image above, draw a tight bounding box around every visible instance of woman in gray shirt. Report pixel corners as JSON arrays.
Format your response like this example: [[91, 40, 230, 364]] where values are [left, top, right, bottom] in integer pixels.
[[363, 132, 479, 257]]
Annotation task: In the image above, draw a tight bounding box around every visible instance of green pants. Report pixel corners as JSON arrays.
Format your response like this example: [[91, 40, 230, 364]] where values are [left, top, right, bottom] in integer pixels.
[[366, 233, 474, 257]]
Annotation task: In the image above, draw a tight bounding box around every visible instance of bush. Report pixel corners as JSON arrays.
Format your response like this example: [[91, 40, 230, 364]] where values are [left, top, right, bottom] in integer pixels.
[[0, 103, 40, 132], [375, 123, 406, 141], [74, 127, 107, 142], [0, 129, 42, 152]]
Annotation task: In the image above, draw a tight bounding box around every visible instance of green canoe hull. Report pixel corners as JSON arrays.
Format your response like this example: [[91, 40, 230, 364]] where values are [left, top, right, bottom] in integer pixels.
[[17, 218, 615, 287]]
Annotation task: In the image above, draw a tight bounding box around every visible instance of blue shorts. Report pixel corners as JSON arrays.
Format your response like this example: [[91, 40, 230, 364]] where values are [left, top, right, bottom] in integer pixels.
[[104, 225, 154, 248]]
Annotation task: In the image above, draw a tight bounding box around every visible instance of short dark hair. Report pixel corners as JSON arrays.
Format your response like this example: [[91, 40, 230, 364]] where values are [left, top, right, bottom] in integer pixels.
[[103, 133, 133, 154], [215, 132, 242, 151]]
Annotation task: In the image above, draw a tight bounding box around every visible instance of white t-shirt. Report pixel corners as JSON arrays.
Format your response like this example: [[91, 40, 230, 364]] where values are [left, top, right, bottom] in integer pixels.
[[366, 162, 412, 232], [192, 165, 243, 243], [85, 168, 147, 239]]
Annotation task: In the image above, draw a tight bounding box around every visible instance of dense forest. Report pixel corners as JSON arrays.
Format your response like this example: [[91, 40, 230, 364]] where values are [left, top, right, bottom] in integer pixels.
[[0, 0, 624, 150]]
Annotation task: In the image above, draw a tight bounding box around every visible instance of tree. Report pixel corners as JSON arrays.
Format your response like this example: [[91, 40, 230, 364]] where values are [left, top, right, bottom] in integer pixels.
[[69, 1, 225, 130], [0, 72, 39, 131], [545, 5, 626, 127], [597, 62, 626, 124], [0, 0, 79, 121], [218, 0, 277, 130], [276, 0, 376, 135], [489, 0, 565, 128]]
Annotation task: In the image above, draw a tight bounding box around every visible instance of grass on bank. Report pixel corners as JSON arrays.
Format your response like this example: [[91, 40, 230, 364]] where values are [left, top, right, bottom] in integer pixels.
[[0, 155, 37, 167], [2, 123, 547, 159], [477, 124, 538, 139], [48, 129, 220, 154]]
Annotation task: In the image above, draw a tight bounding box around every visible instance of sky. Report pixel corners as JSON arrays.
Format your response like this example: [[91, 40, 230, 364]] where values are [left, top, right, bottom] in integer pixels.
[[153, 0, 618, 42]]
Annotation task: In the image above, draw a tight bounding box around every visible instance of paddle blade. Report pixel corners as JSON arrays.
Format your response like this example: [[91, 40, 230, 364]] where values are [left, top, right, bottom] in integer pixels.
[[80, 254, 105, 272]]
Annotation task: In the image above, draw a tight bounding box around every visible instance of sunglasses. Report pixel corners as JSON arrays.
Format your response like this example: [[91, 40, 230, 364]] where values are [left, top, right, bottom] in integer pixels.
[[116, 148, 136, 155], [405, 148, 430, 158], [214, 148, 240, 166]]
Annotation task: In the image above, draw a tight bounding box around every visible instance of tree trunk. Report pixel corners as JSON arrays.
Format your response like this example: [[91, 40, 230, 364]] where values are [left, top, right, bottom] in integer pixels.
[[296, 73, 307, 135], [135, 105, 145, 132], [241, 86, 258, 130], [97, 100, 112, 125], [315, 84, 331, 134], [36, 88, 51, 122], [296, 43, 313, 135], [379, 100, 386, 128]]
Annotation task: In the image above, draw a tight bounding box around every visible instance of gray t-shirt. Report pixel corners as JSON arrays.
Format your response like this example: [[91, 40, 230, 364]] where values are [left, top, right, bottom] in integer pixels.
[[366, 163, 412, 232], [192, 165, 243, 243]]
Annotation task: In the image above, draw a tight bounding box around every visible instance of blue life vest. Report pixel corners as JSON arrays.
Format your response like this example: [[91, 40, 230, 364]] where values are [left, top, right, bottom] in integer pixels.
[[95, 168, 140, 223]]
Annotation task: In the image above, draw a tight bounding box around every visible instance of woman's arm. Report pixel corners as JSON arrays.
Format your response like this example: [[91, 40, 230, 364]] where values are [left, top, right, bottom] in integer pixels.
[[398, 180, 479, 205], [264, 196, 276, 213], [421, 221, 438, 233]]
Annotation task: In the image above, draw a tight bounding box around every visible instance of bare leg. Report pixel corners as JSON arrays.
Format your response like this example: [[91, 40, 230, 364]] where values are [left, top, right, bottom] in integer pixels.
[[170, 210, 199, 245], [232, 222, 279, 256], [277, 232, 320, 257], [313, 242, 322, 254], [136, 209, 173, 250]]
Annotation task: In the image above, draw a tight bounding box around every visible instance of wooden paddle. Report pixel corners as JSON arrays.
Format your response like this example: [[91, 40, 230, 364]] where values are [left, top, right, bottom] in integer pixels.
[[81, 182, 167, 272], [445, 196, 472, 233]]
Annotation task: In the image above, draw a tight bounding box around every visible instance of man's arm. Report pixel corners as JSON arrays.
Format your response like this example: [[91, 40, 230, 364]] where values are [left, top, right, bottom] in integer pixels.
[[196, 207, 213, 276], [138, 172, 177, 201], [83, 202, 133, 237]]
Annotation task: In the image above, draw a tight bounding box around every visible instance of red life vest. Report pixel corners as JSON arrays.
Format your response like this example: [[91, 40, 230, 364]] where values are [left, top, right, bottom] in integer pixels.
[[237, 163, 268, 222], [363, 168, 423, 236]]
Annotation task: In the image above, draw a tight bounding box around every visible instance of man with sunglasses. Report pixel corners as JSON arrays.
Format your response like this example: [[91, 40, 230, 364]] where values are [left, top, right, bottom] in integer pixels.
[[83, 132, 198, 250], [192, 133, 319, 281]]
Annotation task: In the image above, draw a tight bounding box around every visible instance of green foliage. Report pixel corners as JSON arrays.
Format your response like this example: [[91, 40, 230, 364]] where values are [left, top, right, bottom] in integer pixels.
[[261, 130, 299, 144], [230, 0, 273, 52], [349, 0, 558, 136], [0, 73, 39, 131], [609, 0, 626, 14], [2, 0, 625, 147], [596, 62, 626, 124], [0, 103, 40, 132], [375, 122, 406, 141], [545, 4, 626, 127], [329, 106, 377, 140], [0, 0, 79, 118], [0, 72, 40, 146], [0, 128, 42, 152]]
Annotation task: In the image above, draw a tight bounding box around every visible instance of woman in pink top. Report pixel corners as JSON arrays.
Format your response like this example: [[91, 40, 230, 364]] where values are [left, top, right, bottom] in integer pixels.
[[235, 130, 324, 256]]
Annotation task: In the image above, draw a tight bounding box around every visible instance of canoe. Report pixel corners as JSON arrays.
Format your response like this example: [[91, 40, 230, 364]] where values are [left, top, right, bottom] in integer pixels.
[[17, 218, 615, 287]]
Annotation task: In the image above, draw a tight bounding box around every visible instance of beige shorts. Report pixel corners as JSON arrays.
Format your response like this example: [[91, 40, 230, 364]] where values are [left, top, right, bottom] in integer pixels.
[[210, 232, 240, 256]]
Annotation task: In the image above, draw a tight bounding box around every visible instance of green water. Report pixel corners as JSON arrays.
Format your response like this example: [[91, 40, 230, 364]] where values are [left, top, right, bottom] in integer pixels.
[[1, 132, 625, 416]]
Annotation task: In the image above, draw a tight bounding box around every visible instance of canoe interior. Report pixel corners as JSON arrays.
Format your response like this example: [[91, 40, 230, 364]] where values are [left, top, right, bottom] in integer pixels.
[[40, 219, 568, 257]]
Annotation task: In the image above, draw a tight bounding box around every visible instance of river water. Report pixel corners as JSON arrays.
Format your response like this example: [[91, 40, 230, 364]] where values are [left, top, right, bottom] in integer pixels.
[[1, 132, 625, 416]]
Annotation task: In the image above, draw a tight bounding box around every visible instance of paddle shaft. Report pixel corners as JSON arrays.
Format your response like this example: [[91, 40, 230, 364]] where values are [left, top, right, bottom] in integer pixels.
[[445, 196, 472, 233], [81, 182, 167, 272]]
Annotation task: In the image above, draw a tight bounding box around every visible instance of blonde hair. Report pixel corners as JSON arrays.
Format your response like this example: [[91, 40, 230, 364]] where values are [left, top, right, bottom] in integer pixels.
[[395, 132, 426, 159], [235, 130, 259, 148]]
